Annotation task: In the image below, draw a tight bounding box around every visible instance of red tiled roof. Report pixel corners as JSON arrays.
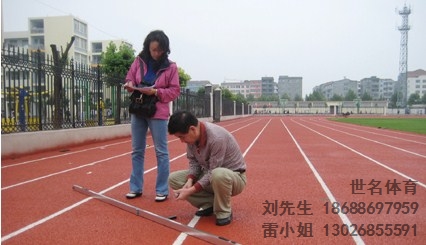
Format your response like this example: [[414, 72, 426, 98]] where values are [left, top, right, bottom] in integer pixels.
[[407, 69, 426, 78]]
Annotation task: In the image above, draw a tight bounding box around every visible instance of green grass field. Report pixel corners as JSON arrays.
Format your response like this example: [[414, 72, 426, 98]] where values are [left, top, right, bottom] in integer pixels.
[[329, 117, 426, 135]]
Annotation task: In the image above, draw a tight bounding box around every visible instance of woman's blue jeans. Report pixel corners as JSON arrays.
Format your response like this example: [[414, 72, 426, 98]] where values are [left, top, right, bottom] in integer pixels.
[[129, 114, 170, 196]]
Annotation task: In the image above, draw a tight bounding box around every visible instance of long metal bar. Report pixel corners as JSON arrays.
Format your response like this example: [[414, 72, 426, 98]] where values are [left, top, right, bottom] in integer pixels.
[[72, 185, 239, 245]]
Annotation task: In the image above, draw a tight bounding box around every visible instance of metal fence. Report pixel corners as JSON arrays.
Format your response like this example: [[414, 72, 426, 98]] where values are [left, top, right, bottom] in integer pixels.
[[1, 47, 213, 134]]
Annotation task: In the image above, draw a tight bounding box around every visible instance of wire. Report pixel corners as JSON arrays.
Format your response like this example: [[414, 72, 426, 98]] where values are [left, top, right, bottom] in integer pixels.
[[33, 0, 121, 40]]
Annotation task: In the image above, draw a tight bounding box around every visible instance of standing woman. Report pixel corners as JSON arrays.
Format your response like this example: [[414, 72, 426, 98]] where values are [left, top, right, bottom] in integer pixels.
[[123, 30, 180, 202]]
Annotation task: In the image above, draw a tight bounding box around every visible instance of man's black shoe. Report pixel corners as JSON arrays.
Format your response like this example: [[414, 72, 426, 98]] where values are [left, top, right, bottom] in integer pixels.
[[216, 213, 232, 226], [195, 207, 213, 216]]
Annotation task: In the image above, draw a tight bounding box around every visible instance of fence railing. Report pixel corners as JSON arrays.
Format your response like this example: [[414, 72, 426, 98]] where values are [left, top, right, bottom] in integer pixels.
[[1, 47, 249, 134]]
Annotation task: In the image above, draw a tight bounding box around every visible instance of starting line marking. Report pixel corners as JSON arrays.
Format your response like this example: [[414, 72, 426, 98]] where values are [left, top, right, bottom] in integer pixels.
[[72, 185, 239, 245]]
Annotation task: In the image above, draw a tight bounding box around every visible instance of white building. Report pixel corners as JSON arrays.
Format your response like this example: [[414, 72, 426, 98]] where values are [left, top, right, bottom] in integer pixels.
[[91, 39, 133, 66], [277, 76, 303, 100], [360, 76, 396, 101], [31, 15, 90, 64], [186, 80, 212, 92], [314, 78, 359, 100], [407, 69, 426, 97], [221, 79, 262, 98]]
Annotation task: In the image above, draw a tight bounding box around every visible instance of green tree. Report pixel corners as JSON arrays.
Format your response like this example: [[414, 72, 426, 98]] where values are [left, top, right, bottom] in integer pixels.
[[422, 92, 426, 104], [305, 91, 326, 101], [389, 92, 398, 108], [178, 67, 191, 88], [221, 87, 234, 100], [234, 93, 247, 103], [330, 94, 343, 101], [101, 42, 135, 124], [280, 93, 290, 100], [218, 88, 247, 103], [197, 87, 205, 95], [361, 92, 373, 101], [407, 93, 421, 106], [294, 94, 303, 101], [246, 94, 255, 101], [101, 42, 135, 85], [344, 89, 357, 101]]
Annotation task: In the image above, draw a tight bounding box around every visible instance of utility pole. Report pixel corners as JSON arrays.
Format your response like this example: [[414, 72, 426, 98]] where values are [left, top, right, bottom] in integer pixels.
[[397, 4, 411, 108]]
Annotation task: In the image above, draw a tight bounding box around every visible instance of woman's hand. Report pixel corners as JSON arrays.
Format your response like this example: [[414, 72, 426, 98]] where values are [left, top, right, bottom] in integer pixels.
[[123, 81, 134, 92], [143, 88, 157, 96]]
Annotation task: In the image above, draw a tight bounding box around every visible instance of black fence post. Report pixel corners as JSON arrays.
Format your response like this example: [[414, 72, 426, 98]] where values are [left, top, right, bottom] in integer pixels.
[[185, 88, 190, 111], [71, 59, 76, 128], [97, 65, 102, 126], [204, 84, 212, 117], [37, 49, 43, 131], [213, 88, 221, 122]]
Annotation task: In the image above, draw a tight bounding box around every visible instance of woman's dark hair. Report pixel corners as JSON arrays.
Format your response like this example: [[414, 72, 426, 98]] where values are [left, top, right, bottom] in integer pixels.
[[138, 30, 170, 71], [168, 111, 198, 134]]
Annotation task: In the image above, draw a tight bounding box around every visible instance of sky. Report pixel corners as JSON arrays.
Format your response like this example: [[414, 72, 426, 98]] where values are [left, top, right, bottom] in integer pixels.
[[2, 0, 426, 97]]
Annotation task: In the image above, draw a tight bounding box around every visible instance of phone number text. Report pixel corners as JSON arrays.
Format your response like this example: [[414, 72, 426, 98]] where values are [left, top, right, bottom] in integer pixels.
[[324, 201, 419, 215], [324, 223, 416, 237]]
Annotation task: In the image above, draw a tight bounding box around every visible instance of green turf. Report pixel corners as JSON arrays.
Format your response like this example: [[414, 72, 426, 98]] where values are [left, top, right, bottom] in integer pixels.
[[329, 117, 426, 135]]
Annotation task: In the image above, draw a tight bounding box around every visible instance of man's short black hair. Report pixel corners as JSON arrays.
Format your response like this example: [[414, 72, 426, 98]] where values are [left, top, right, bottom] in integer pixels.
[[168, 111, 198, 134]]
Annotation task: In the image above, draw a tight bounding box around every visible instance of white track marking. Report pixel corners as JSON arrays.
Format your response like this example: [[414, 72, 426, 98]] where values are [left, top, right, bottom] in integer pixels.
[[2, 151, 131, 190], [2, 120, 262, 190], [305, 120, 426, 158], [1, 153, 189, 242], [313, 118, 426, 143], [1, 177, 130, 242], [293, 120, 426, 189], [2, 140, 132, 169], [1, 118, 262, 243], [281, 119, 365, 245], [2, 118, 256, 170]]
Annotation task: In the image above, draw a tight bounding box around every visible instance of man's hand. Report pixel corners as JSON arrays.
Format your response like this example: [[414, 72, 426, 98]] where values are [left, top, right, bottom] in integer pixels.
[[173, 186, 196, 201], [173, 179, 195, 200], [183, 179, 194, 189]]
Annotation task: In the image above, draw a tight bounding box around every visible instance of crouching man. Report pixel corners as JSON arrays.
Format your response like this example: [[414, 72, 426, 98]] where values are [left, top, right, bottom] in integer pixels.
[[168, 111, 247, 226]]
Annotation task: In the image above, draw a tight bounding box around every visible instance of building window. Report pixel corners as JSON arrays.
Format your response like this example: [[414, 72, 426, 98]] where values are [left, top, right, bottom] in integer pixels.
[[30, 37, 45, 50], [92, 43, 103, 53], [92, 55, 101, 64], [30, 19, 44, 34], [74, 36, 88, 52], [74, 20, 88, 37]]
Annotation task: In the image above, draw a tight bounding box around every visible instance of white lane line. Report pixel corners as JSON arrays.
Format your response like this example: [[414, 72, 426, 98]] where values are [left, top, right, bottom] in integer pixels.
[[172, 119, 271, 245], [1, 177, 130, 242], [294, 120, 426, 189], [1, 118, 260, 243], [2, 117, 256, 169], [2, 119, 260, 191], [2, 140, 132, 169], [2, 138, 182, 190], [2, 151, 131, 190], [1, 153, 188, 243], [281, 119, 365, 245], [307, 120, 426, 159], [315, 118, 426, 144]]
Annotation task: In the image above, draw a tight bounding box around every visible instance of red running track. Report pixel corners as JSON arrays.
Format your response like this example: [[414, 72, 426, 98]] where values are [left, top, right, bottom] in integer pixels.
[[2, 116, 425, 244]]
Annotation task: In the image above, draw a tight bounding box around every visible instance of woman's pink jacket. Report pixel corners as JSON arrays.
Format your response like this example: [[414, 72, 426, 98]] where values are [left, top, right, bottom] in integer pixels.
[[125, 57, 181, 119]]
